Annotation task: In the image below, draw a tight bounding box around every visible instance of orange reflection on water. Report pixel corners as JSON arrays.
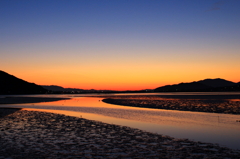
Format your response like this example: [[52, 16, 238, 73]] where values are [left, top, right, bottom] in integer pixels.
[[229, 99, 240, 101], [28, 97, 240, 130], [38, 97, 158, 110]]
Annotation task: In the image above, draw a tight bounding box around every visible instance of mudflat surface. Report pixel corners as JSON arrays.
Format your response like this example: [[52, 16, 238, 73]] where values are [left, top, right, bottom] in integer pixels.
[[102, 95, 240, 114], [0, 97, 69, 104], [0, 108, 239, 159]]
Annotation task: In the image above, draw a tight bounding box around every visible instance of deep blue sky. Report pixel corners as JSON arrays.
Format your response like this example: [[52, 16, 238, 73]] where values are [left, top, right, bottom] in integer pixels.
[[1, 0, 240, 90]]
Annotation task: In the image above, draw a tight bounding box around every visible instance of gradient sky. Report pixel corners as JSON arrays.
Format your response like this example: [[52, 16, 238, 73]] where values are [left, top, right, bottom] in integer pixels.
[[1, 0, 240, 90]]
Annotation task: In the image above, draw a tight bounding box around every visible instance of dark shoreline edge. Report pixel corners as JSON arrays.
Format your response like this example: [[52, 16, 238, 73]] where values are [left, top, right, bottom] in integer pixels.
[[0, 108, 22, 118], [0, 97, 70, 104], [0, 108, 240, 158], [102, 95, 240, 115], [97, 94, 240, 100]]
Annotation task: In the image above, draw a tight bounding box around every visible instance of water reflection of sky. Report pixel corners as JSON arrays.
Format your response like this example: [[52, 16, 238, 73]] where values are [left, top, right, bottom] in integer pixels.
[[1, 94, 240, 149]]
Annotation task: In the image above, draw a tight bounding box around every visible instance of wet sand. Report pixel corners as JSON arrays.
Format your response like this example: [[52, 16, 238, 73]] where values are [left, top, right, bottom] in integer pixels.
[[102, 95, 240, 114], [0, 97, 70, 104], [0, 108, 240, 158]]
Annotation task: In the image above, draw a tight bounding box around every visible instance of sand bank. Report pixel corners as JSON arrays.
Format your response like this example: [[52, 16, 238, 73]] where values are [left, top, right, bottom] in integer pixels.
[[0, 108, 239, 159], [102, 95, 240, 114]]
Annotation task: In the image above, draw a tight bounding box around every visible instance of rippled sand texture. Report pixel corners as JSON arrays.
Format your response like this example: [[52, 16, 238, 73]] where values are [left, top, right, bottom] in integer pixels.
[[102, 95, 240, 114], [0, 109, 239, 159]]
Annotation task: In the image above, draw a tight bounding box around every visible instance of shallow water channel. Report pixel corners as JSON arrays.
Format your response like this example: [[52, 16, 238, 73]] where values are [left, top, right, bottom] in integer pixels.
[[0, 93, 240, 150]]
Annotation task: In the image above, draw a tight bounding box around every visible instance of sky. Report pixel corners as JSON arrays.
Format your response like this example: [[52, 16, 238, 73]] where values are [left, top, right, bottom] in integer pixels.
[[1, 0, 240, 90]]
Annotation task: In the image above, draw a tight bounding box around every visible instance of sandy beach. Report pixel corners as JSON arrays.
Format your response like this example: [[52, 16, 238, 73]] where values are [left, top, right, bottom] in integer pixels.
[[0, 108, 240, 159]]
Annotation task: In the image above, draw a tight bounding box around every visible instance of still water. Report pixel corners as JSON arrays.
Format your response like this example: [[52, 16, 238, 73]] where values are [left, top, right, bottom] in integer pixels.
[[0, 93, 240, 149]]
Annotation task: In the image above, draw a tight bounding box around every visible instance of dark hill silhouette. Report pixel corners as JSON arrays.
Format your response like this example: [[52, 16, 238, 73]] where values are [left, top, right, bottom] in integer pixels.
[[155, 78, 239, 92], [42, 85, 87, 92], [155, 81, 211, 92], [198, 78, 236, 88], [232, 82, 240, 91], [42, 85, 114, 93], [0, 70, 47, 94], [42, 85, 65, 92]]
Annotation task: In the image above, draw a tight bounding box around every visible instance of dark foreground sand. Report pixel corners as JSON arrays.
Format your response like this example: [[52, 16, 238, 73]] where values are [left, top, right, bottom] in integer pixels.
[[102, 95, 240, 114], [0, 108, 240, 159]]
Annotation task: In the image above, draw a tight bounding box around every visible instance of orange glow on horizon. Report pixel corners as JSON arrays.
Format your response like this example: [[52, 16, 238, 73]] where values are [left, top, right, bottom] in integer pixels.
[[3, 52, 240, 91], [4, 67, 239, 91]]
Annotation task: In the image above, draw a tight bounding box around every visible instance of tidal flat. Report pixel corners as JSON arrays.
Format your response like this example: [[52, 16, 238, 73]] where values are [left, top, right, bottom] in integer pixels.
[[0, 97, 70, 104], [101, 95, 240, 114], [0, 108, 240, 159]]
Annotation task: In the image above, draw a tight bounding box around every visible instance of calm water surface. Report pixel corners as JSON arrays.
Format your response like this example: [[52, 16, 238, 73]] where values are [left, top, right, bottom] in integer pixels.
[[0, 93, 240, 149]]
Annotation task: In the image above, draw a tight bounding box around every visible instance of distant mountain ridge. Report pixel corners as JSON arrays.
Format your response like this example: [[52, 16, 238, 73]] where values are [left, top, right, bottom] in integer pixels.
[[155, 78, 240, 92], [0, 70, 47, 94], [198, 78, 236, 88], [42, 85, 112, 93], [1, 70, 239, 94], [41, 85, 65, 92]]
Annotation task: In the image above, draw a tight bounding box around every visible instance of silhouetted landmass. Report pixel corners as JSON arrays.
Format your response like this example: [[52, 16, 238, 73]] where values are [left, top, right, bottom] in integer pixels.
[[42, 85, 66, 92], [0, 70, 47, 94], [198, 78, 236, 87], [42, 85, 154, 94], [42, 85, 113, 93], [155, 78, 240, 92], [2, 70, 238, 95]]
